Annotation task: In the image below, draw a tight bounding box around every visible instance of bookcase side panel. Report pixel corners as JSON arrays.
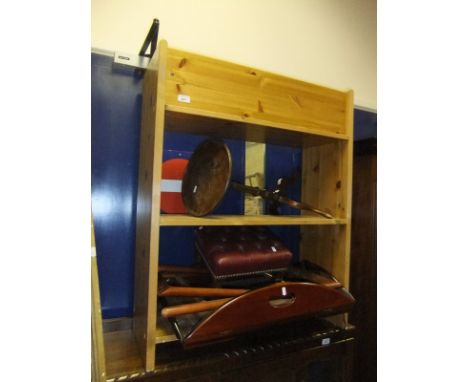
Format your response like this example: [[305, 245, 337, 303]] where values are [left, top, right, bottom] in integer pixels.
[[134, 40, 168, 371]]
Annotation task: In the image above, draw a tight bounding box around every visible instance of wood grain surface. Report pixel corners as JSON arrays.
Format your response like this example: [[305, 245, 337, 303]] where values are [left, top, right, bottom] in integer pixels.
[[133, 39, 168, 371]]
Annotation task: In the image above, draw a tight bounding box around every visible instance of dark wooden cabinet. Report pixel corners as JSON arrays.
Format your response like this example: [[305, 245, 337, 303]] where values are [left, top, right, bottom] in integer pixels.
[[102, 318, 354, 382], [349, 138, 377, 382], [134, 321, 355, 382]]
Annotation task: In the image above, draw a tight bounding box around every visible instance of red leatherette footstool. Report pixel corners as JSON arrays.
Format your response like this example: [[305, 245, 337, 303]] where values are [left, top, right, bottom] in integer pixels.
[[195, 226, 293, 280]]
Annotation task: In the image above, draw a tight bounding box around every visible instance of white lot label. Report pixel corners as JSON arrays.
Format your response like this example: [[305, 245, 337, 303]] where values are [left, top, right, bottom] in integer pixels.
[[161, 179, 182, 192], [177, 94, 191, 103]]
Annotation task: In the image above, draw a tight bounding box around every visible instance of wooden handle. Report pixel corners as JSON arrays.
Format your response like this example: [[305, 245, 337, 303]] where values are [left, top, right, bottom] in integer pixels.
[[161, 298, 231, 318], [159, 286, 248, 298]]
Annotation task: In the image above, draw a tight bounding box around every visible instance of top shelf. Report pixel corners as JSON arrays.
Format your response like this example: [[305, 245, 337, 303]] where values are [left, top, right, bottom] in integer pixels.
[[165, 106, 350, 147], [163, 44, 354, 145]]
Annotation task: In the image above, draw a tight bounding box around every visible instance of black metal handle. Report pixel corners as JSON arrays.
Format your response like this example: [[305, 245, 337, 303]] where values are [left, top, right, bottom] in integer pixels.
[[139, 19, 160, 58]]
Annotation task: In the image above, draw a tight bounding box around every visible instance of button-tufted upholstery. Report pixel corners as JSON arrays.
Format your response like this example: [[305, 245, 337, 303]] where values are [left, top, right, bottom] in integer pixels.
[[195, 226, 293, 279]]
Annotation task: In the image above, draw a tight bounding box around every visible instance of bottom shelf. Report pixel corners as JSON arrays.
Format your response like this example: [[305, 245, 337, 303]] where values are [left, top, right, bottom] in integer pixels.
[[104, 329, 144, 378], [103, 317, 177, 378], [103, 316, 354, 381]]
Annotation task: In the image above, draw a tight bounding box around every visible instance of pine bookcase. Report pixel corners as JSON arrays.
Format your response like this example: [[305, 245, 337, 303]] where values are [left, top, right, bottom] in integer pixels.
[[103, 40, 354, 377]]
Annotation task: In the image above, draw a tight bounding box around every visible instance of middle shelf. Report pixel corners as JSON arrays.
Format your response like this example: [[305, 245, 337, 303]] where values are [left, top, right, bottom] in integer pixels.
[[159, 214, 347, 226]]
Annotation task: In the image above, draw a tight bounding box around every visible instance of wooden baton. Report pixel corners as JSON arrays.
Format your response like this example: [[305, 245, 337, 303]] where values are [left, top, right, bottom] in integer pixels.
[[158, 286, 248, 298], [161, 298, 232, 318]]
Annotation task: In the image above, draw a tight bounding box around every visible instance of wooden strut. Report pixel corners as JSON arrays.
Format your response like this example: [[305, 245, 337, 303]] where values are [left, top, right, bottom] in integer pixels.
[[158, 285, 248, 298], [161, 298, 231, 318]]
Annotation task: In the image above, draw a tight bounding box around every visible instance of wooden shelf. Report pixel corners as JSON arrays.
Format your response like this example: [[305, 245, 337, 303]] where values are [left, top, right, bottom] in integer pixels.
[[104, 329, 144, 378], [165, 105, 350, 146], [160, 214, 347, 226], [103, 319, 177, 379], [155, 316, 178, 344], [166, 46, 351, 139]]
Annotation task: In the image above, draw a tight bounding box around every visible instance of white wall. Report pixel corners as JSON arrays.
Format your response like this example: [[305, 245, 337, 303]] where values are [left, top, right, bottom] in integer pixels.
[[92, 0, 376, 110]]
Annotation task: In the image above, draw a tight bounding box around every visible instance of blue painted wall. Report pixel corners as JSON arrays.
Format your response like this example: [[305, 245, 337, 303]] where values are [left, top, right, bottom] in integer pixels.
[[91, 54, 142, 317], [91, 52, 377, 318]]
